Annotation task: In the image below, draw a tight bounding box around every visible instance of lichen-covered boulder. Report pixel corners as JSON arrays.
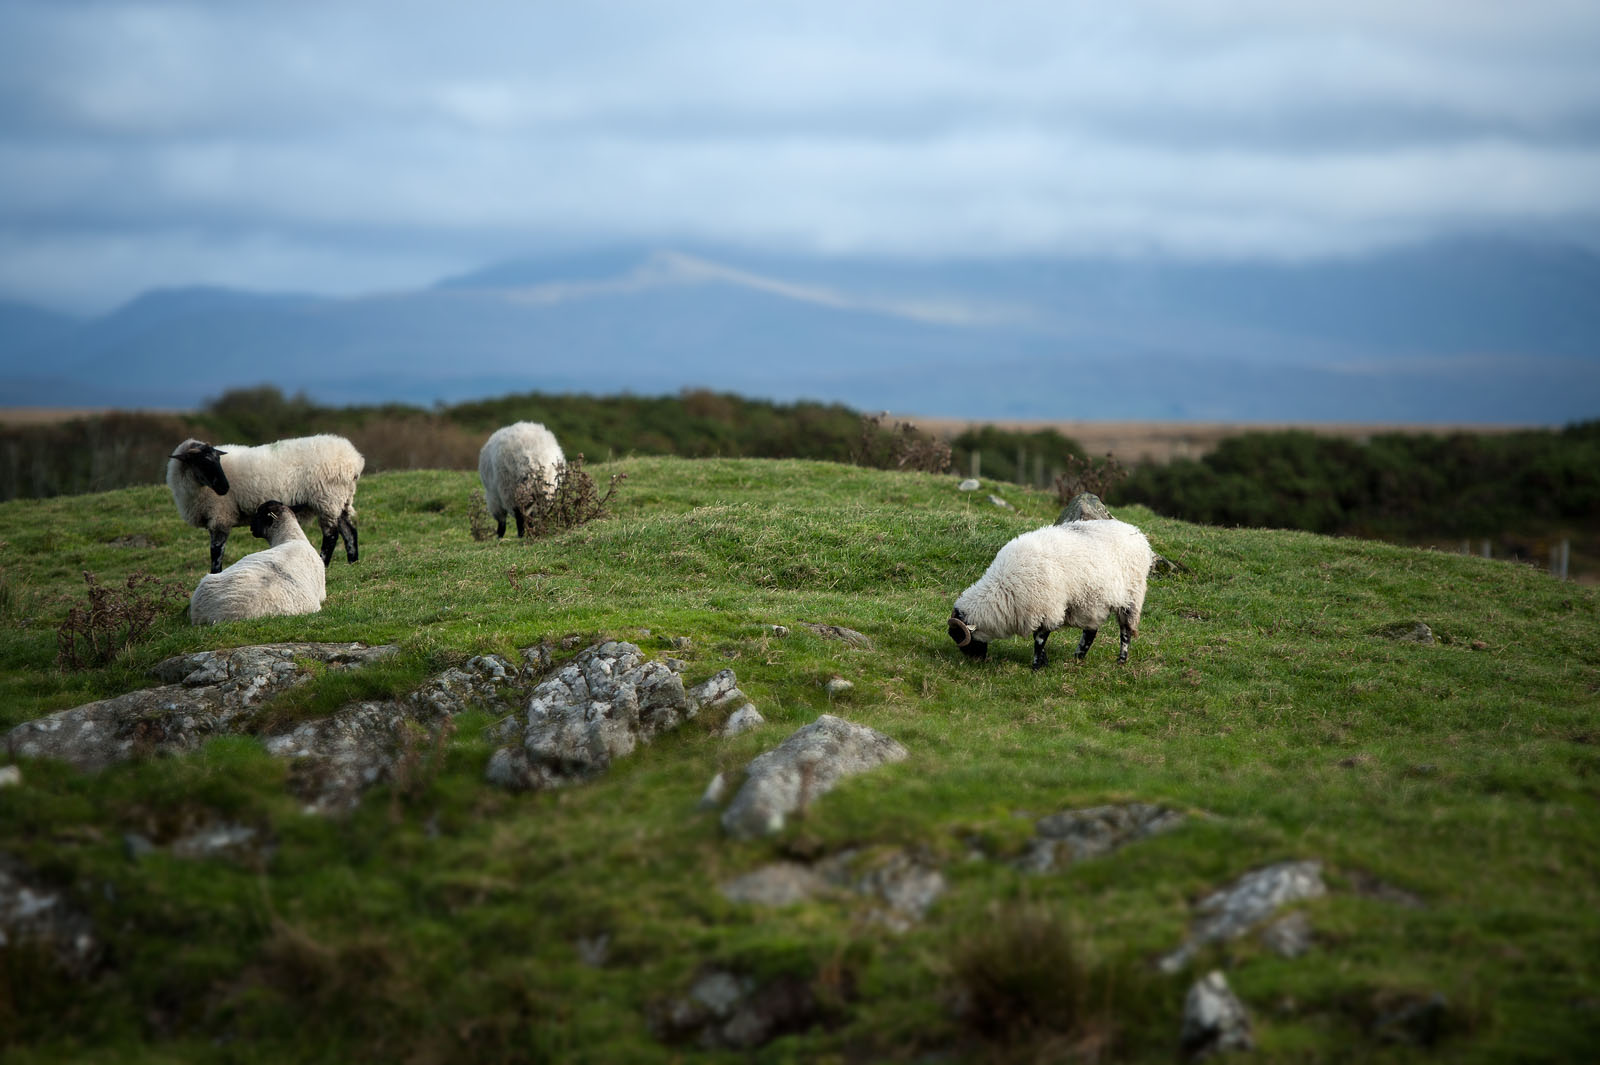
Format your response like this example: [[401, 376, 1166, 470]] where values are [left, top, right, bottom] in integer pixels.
[[719, 715, 908, 839]]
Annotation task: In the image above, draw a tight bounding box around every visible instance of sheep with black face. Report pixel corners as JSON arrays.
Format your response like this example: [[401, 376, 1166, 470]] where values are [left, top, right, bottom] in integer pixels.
[[168, 434, 363, 573], [949, 519, 1154, 668]]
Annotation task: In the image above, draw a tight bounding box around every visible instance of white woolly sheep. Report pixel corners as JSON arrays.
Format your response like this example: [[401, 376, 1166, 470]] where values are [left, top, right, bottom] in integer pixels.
[[948, 518, 1154, 668], [168, 434, 363, 573], [189, 500, 327, 625], [478, 421, 565, 538]]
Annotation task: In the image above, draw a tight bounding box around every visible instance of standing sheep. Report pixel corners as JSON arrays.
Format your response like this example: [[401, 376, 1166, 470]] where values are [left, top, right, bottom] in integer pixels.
[[478, 421, 565, 538], [189, 500, 327, 625], [948, 519, 1154, 668], [168, 435, 363, 573]]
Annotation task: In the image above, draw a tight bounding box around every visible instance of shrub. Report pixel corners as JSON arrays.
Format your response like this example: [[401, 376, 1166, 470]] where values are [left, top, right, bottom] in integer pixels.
[[511, 455, 626, 539], [1054, 452, 1127, 504], [851, 413, 952, 474], [466, 489, 495, 542], [56, 570, 189, 670]]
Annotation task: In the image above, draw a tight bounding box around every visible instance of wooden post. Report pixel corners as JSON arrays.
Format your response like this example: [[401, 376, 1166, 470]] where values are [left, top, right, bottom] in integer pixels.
[[1481, 539, 1492, 558], [1017, 446, 1026, 485], [971, 450, 980, 479]]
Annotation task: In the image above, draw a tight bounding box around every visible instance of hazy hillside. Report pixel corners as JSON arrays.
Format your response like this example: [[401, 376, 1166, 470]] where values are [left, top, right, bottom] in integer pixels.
[[2, 238, 1598, 422]]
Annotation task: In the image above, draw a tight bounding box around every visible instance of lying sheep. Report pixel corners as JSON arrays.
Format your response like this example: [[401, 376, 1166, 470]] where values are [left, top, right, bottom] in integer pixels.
[[478, 421, 565, 538], [948, 518, 1154, 668], [189, 500, 327, 625], [168, 435, 363, 573]]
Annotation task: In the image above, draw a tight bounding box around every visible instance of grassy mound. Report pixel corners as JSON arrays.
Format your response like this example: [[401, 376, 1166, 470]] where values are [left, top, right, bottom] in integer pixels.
[[1, 457, 1597, 1062]]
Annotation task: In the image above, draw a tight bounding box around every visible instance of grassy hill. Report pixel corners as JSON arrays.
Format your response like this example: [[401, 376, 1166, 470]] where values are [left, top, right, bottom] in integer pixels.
[[1, 457, 1597, 1062]]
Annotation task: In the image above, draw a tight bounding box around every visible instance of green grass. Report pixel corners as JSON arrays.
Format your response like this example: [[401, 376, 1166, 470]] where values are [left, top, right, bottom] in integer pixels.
[[2, 456, 1598, 1063]]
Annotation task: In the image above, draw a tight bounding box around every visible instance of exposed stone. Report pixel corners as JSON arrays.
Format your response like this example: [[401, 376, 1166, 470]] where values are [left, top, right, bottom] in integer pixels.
[[768, 625, 789, 637], [1057, 491, 1114, 523], [698, 772, 729, 809], [1159, 860, 1326, 973], [1017, 802, 1185, 873], [1180, 971, 1254, 1060], [0, 765, 19, 788], [3, 643, 398, 771], [722, 704, 765, 737], [824, 677, 853, 698], [1378, 621, 1436, 644], [801, 623, 874, 650], [669, 636, 693, 650], [720, 715, 908, 839], [815, 848, 946, 931], [0, 853, 100, 977], [957, 478, 980, 492], [1259, 911, 1314, 958], [720, 862, 831, 906], [486, 642, 701, 792], [987, 494, 1013, 510], [664, 658, 688, 673], [688, 669, 744, 713], [1372, 990, 1449, 1046], [168, 822, 262, 861], [654, 967, 824, 1051]]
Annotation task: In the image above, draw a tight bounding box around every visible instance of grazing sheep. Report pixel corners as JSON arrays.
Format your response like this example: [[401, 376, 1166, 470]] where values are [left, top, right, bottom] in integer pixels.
[[478, 421, 565, 538], [189, 500, 327, 625], [168, 435, 363, 573], [948, 519, 1154, 668]]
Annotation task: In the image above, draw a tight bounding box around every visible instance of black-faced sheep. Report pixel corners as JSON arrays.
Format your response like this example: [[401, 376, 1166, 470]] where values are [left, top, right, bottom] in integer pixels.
[[168, 435, 363, 573], [188, 500, 327, 625], [948, 519, 1153, 668], [478, 421, 565, 538]]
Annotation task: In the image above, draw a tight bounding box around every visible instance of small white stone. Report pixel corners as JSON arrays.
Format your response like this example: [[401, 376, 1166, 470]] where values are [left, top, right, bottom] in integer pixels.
[[958, 478, 980, 491], [768, 625, 789, 637], [698, 771, 729, 808], [988, 494, 1013, 509], [723, 704, 765, 736], [825, 677, 854, 697], [0, 765, 20, 788]]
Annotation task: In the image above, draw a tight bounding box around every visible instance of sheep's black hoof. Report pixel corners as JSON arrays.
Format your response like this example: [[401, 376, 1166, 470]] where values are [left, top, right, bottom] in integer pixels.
[[1031, 657, 1047, 671]]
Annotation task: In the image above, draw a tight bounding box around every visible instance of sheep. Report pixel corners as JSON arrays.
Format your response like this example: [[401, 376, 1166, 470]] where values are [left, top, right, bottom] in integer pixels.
[[189, 500, 327, 625], [478, 421, 566, 538], [947, 518, 1154, 668], [168, 434, 363, 573]]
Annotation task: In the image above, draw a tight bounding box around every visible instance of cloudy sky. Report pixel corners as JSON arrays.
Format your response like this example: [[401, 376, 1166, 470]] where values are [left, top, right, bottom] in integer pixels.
[[3, 0, 1599, 313]]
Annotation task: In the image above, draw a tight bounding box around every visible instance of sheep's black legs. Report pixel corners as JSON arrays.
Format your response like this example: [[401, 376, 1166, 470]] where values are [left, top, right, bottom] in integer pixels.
[[1032, 626, 1050, 670], [338, 509, 359, 563], [1075, 628, 1097, 659], [208, 528, 229, 573], [319, 528, 338, 566], [494, 516, 507, 539], [1117, 616, 1133, 663], [513, 508, 527, 538]]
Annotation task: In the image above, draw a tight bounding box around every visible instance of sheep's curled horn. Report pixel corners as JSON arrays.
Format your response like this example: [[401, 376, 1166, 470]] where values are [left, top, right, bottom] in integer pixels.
[[948, 611, 974, 647]]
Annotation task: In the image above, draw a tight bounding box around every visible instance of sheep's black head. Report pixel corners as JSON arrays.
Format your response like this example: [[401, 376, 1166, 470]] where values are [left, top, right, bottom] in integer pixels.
[[250, 500, 289, 540], [948, 607, 987, 660], [172, 439, 230, 495]]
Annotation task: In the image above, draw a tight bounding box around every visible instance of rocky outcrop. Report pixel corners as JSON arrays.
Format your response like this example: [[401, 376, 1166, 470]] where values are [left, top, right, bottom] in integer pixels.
[[1016, 802, 1186, 873], [652, 967, 832, 1051], [3, 643, 398, 771], [0, 854, 101, 977], [718, 715, 908, 839], [485, 642, 754, 792], [1180, 971, 1254, 1060], [720, 847, 945, 932], [1159, 860, 1327, 973]]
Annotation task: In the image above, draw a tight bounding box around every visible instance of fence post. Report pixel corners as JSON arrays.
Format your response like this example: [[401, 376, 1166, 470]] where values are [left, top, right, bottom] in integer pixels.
[[1481, 539, 1492, 559], [1017, 446, 1026, 485], [970, 450, 981, 480]]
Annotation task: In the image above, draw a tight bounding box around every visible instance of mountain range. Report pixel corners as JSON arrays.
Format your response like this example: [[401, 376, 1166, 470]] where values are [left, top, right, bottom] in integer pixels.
[[2, 237, 1598, 423]]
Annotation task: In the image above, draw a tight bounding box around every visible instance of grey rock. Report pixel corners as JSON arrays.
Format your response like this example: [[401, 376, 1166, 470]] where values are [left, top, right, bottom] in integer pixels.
[[824, 677, 853, 698], [816, 848, 946, 931], [1056, 492, 1114, 523], [1160, 860, 1327, 973], [655, 967, 821, 1051], [688, 669, 744, 713], [800, 623, 874, 650], [486, 642, 701, 792], [169, 822, 260, 860], [0, 853, 100, 977], [722, 704, 765, 737], [0, 765, 19, 788], [1151, 553, 1190, 575], [123, 832, 157, 860], [720, 715, 908, 839], [575, 933, 610, 967], [720, 862, 830, 906], [957, 478, 980, 491], [3, 643, 398, 772], [1019, 802, 1185, 873], [664, 658, 688, 673], [698, 771, 729, 809], [767, 625, 789, 637], [1379, 621, 1436, 644], [987, 494, 1013, 509], [1180, 970, 1254, 1060], [1259, 910, 1314, 958], [669, 636, 693, 650]]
